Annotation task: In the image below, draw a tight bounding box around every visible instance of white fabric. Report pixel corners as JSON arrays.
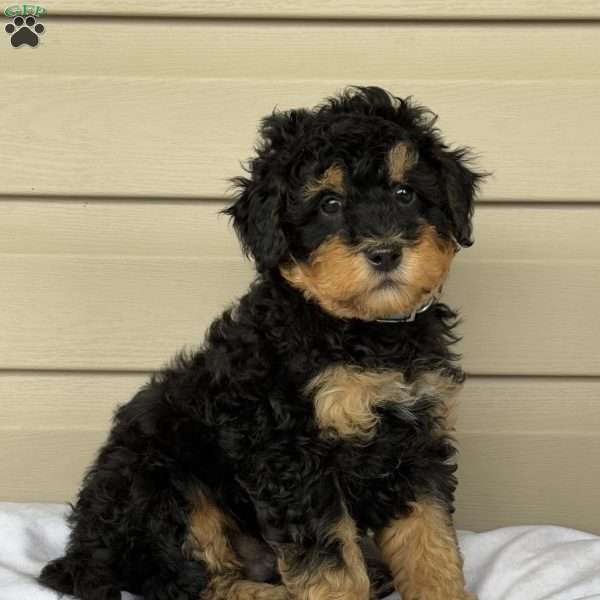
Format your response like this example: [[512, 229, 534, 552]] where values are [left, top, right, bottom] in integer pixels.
[[0, 502, 599, 600]]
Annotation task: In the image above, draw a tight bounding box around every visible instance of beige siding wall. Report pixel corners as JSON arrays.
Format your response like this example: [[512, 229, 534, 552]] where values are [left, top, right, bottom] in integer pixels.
[[1, 2, 599, 534]]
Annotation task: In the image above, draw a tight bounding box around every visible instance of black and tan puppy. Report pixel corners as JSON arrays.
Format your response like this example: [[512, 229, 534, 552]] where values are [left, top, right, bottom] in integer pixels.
[[40, 87, 482, 600]]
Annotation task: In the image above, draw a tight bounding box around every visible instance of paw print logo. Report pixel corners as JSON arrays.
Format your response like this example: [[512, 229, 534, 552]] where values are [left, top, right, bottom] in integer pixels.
[[5, 16, 45, 47]]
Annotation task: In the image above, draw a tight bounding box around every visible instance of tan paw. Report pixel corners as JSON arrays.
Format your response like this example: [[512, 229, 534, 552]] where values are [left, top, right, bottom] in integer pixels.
[[230, 581, 290, 600]]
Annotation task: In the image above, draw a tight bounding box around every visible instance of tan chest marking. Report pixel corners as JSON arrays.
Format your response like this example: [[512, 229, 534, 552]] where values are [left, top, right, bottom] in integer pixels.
[[306, 365, 462, 439], [306, 366, 409, 439]]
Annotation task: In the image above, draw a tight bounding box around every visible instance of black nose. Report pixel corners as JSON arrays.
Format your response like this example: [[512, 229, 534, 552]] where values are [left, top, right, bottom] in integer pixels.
[[364, 248, 402, 272]]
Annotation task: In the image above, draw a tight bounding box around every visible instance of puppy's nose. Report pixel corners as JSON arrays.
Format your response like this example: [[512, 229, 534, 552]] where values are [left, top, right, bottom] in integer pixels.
[[364, 248, 402, 272]]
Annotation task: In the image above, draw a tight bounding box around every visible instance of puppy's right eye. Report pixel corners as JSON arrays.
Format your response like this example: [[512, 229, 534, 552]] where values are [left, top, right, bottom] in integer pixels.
[[320, 197, 343, 215]]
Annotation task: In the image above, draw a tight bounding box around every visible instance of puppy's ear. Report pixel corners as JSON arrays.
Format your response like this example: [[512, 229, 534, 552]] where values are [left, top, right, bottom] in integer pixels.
[[225, 109, 311, 270], [225, 175, 289, 270], [436, 147, 484, 248]]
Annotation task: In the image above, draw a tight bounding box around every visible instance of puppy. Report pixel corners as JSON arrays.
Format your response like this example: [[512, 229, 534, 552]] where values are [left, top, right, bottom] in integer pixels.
[[39, 86, 482, 600]]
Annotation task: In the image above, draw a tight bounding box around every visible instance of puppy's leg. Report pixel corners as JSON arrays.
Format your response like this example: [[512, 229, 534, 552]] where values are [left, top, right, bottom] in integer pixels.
[[277, 507, 370, 600], [185, 490, 288, 600], [242, 448, 369, 599], [41, 445, 209, 600], [374, 498, 474, 600]]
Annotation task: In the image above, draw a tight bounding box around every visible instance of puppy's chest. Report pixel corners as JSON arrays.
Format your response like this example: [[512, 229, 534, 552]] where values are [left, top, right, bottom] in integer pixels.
[[305, 364, 462, 442]]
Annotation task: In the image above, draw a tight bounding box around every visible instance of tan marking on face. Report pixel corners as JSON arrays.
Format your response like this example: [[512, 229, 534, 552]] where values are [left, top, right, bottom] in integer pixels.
[[280, 226, 454, 321], [185, 491, 241, 574], [375, 498, 473, 600], [279, 506, 370, 600], [399, 224, 455, 308], [305, 164, 345, 198], [280, 235, 373, 319], [387, 144, 418, 183], [307, 365, 411, 439]]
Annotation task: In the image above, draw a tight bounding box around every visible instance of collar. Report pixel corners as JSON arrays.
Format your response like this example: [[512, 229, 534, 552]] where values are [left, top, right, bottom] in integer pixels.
[[375, 294, 438, 323]]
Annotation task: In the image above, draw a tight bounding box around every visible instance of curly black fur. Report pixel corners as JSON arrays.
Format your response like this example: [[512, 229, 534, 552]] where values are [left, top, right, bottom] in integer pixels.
[[39, 86, 482, 600]]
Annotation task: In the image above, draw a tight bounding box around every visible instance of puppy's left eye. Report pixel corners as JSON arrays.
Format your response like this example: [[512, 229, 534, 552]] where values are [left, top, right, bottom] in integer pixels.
[[320, 196, 343, 215], [392, 184, 415, 205]]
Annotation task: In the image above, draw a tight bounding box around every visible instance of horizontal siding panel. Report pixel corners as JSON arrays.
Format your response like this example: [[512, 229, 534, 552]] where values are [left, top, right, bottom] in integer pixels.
[[43, 1, 600, 19], [0, 200, 240, 257], [460, 377, 600, 433], [2, 429, 598, 535], [0, 256, 253, 371], [0, 430, 106, 503], [2, 201, 600, 259], [455, 433, 600, 534], [0, 373, 147, 430], [469, 205, 600, 261], [2, 373, 599, 433], [446, 261, 600, 375], [1, 255, 599, 374], [2, 78, 600, 201], [4, 22, 600, 80]]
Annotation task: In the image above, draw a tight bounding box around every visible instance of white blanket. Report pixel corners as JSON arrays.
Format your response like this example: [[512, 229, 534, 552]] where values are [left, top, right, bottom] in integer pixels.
[[1, 503, 599, 600]]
